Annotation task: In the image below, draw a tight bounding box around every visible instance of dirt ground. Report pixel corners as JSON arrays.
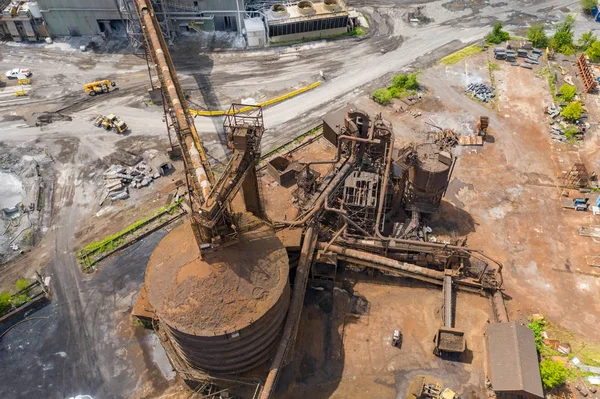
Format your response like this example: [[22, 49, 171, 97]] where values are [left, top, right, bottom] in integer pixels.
[[276, 274, 491, 399], [262, 46, 600, 397], [261, 137, 339, 221], [422, 50, 600, 340]]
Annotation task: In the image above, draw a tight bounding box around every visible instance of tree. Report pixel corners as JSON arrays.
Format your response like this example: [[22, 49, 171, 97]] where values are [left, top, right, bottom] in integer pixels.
[[392, 74, 408, 89], [405, 72, 419, 90], [487, 22, 510, 44], [528, 24, 549, 48], [372, 88, 392, 105], [540, 359, 567, 390], [581, 0, 598, 14], [587, 40, 600, 61], [559, 84, 577, 102], [578, 30, 597, 50], [562, 101, 583, 121], [551, 15, 576, 53]]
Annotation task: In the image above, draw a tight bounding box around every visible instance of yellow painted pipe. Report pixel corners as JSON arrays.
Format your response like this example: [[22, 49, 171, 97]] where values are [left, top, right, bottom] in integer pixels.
[[189, 81, 322, 117]]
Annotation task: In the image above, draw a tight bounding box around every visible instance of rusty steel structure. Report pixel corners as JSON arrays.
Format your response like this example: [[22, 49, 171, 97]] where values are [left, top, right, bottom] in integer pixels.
[[577, 53, 598, 93], [131, 7, 505, 393], [133, 0, 291, 384], [259, 108, 504, 398], [135, 0, 268, 246]]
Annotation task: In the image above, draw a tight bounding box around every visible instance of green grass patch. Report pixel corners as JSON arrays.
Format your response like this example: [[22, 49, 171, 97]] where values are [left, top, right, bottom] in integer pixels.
[[529, 317, 600, 385], [0, 278, 33, 317], [538, 66, 558, 102], [439, 44, 483, 65], [77, 199, 182, 269]]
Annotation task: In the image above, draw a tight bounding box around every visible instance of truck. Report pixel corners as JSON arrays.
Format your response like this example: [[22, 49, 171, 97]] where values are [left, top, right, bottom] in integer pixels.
[[84, 80, 116, 96]]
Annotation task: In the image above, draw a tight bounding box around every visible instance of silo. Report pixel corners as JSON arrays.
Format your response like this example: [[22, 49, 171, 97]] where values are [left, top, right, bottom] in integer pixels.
[[144, 215, 290, 374], [404, 143, 453, 213]]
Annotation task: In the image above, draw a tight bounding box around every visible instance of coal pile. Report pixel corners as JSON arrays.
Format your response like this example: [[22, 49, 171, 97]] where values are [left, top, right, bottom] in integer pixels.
[[466, 83, 495, 103]]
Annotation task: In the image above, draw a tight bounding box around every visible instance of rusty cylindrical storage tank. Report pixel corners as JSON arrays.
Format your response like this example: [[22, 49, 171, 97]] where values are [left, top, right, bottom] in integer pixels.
[[144, 214, 290, 374], [405, 143, 453, 211]]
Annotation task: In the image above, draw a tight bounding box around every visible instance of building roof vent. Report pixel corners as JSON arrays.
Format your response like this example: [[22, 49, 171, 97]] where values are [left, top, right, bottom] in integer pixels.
[[324, 0, 341, 12], [297, 1, 316, 15], [271, 4, 289, 18]]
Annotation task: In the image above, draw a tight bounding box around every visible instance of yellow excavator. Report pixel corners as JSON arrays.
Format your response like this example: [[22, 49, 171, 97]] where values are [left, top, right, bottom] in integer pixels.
[[84, 80, 116, 96]]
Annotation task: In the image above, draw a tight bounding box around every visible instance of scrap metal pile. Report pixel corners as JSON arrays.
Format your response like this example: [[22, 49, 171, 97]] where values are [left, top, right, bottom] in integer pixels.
[[465, 83, 495, 103], [101, 161, 161, 203]]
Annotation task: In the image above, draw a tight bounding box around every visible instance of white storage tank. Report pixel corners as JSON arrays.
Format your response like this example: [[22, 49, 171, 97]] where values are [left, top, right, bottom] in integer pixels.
[[28, 1, 43, 19]]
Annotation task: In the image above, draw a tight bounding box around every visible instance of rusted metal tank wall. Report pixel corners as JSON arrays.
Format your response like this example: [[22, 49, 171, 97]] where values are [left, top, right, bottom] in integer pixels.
[[165, 284, 290, 374]]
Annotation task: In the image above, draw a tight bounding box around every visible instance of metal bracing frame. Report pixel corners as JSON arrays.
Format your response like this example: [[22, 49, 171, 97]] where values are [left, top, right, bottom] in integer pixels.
[[156, 0, 174, 44], [120, 0, 145, 53], [562, 162, 590, 188], [120, 0, 173, 51]]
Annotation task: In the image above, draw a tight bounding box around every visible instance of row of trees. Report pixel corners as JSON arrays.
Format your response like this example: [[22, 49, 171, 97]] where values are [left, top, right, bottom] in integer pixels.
[[486, 14, 600, 61], [527, 15, 600, 60]]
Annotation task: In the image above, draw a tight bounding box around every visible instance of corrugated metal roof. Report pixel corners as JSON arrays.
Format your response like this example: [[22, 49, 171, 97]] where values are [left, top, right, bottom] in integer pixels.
[[487, 322, 544, 398]]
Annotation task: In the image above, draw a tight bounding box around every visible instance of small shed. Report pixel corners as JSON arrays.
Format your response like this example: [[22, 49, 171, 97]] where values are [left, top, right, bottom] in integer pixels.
[[151, 155, 174, 176], [487, 322, 544, 399], [244, 18, 266, 48]]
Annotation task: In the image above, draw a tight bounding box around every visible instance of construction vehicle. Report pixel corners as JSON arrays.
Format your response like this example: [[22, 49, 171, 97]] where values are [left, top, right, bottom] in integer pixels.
[[408, 376, 459, 399], [93, 114, 128, 133], [105, 114, 128, 133], [84, 80, 116, 96], [93, 115, 105, 127]]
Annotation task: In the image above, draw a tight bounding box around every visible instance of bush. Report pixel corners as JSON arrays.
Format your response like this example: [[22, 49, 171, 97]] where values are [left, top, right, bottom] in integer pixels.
[[551, 15, 575, 54], [388, 87, 402, 98], [528, 319, 545, 350], [540, 359, 567, 390], [15, 279, 30, 292], [405, 73, 419, 90], [559, 84, 577, 102], [581, 0, 597, 13], [372, 88, 392, 105], [0, 292, 12, 315], [487, 22, 510, 44], [578, 30, 597, 50], [587, 41, 600, 61], [562, 101, 583, 121], [528, 24, 549, 48], [392, 72, 420, 91], [372, 72, 419, 105], [392, 74, 408, 88], [564, 125, 580, 139]]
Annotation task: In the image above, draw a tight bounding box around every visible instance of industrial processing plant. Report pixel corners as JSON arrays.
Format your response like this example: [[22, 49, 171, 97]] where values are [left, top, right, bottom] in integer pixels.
[[2, 0, 597, 398]]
